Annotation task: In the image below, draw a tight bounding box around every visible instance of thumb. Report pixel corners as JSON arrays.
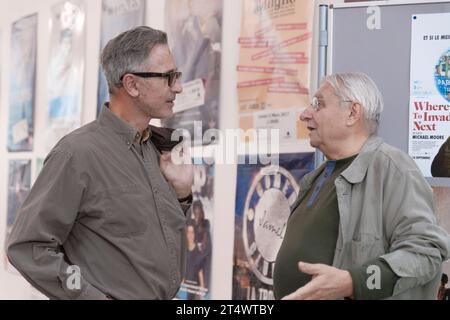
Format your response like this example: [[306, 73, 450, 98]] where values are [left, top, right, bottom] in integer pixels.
[[160, 151, 171, 161], [298, 261, 322, 275]]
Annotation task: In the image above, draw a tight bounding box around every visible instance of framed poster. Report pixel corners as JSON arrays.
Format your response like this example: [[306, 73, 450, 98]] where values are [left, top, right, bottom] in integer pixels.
[[237, 0, 313, 144], [46, 0, 86, 151], [408, 12, 450, 177], [4, 160, 31, 273], [97, 0, 146, 116], [232, 152, 314, 300], [7, 14, 37, 152], [163, 0, 223, 145], [177, 157, 214, 300]]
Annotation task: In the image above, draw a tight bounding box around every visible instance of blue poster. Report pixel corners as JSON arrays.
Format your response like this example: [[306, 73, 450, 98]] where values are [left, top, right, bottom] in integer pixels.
[[97, 0, 146, 116], [46, 0, 86, 151], [4, 160, 31, 272], [232, 153, 314, 300], [7, 14, 37, 152]]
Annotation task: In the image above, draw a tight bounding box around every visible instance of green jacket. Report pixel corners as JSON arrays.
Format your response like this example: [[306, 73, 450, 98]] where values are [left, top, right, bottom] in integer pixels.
[[293, 135, 450, 299]]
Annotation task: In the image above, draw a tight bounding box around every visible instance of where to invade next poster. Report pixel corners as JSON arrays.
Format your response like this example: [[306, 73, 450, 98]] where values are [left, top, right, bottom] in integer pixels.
[[408, 12, 450, 178]]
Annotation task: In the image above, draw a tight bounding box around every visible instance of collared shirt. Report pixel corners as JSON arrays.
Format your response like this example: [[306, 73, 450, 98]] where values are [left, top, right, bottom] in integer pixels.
[[7, 104, 190, 300]]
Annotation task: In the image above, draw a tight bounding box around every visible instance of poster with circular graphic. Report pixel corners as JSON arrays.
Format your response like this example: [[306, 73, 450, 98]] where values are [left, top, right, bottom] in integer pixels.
[[434, 50, 450, 102], [232, 153, 314, 300]]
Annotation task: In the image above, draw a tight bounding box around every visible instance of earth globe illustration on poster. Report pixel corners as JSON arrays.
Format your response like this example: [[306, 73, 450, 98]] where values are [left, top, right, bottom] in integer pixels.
[[434, 49, 450, 102]]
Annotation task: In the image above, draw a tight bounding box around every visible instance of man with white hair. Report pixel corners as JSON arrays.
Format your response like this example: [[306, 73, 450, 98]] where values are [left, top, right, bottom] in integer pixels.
[[274, 72, 450, 300]]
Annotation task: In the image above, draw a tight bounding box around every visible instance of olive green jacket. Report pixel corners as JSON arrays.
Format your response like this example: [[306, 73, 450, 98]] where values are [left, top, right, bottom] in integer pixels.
[[293, 136, 450, 299]]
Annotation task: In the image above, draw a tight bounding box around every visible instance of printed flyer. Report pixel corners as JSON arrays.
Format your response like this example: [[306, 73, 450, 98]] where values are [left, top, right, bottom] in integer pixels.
[[409, 13, 450, 177], [237, 0, 313, 144]]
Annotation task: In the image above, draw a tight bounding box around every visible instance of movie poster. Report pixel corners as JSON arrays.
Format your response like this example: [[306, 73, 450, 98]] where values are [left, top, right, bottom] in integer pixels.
[[233, 152, 314, 300], [432, 187, 450, 287], [163, 0, 222, 145], [4, 160, 31, 273], [237, 0, 313, 144], [7, 14, 37, 152], [97, 0, 146, 116], [45, 0, 86, 151], [409, 13, 450, 177], [177, 157, 214, 300]]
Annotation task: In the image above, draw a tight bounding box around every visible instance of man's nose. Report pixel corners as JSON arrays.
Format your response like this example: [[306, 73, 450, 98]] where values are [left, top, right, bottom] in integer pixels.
[[172, 80, 183, 94], [300, 106, 313, 121]]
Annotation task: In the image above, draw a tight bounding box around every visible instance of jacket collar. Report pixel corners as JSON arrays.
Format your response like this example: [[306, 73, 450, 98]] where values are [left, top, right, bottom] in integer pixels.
[[340, 135, 384, 184], [98, 103, 151, 149]]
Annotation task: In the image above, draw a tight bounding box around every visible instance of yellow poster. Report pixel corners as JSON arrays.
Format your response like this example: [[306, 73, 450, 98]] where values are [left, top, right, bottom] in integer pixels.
[[237, 0, 313, 143]]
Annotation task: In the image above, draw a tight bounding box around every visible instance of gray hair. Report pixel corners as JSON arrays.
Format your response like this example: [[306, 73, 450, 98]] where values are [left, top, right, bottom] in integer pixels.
[[322, 72, 384, 135], [101, 26, 168, 93]]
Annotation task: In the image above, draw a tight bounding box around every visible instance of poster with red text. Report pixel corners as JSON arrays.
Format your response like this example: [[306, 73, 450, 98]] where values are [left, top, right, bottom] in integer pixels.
[[409, 13, 450, 178], [237, 0, 313, 144]]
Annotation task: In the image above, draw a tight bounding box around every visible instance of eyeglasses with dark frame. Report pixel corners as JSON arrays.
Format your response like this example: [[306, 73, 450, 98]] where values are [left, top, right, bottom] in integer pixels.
[[120, 71, 182, 87]]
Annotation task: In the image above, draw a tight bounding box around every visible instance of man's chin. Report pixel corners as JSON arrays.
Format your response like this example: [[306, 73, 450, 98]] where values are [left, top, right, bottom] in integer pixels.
[[152, 109, 174, 120], [309, 140, 319, 148]]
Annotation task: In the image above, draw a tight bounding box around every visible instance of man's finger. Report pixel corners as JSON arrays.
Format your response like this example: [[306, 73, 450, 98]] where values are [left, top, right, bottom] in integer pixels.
[[281, 281, 316, 300], [298, 262, 323, 275]]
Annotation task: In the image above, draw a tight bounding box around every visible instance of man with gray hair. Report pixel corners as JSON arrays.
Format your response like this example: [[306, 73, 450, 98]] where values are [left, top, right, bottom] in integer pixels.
[[274, 72, 450, 299], [7, 26, 193, 299]]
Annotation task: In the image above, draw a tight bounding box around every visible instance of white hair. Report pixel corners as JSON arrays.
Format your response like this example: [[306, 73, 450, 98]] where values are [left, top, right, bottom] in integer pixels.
[[322, 72, 384, 135]]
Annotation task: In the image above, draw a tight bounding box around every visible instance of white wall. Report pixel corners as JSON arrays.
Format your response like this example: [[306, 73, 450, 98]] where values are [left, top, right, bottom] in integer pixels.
[[0, 0, 343, 299]]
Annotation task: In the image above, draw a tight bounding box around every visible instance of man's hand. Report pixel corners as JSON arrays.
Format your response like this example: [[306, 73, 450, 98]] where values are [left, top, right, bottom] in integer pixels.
[[282, 262, 354, 300], [159, 142, 194, 199]]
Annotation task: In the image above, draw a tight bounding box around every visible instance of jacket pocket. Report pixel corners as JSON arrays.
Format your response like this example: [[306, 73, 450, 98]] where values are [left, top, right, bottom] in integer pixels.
[[350, 233, 385, 267], [101, 184, 149, 237]]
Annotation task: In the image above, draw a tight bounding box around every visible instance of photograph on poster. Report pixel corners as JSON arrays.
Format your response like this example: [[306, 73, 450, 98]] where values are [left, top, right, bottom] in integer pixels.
[[163, 0, 222, 145], [7, 14, 37, 152], [96, 0, 146, 116], [177, 158, 214, 300], [232, 153, 314, 300], [408, 12, 450, 177]]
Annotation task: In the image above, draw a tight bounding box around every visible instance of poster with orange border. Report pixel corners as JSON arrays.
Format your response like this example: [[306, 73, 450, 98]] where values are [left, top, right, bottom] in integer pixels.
[[237, 0, 313, 144]]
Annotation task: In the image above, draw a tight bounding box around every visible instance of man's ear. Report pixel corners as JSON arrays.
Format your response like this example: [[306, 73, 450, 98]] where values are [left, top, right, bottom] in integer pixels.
[[346, 102, 363, 126], [122, 74, 140, 98]]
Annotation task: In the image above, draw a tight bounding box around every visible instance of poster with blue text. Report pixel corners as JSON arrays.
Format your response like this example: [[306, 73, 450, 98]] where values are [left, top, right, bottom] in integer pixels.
[[97, 0, 146, 116], [7, 14, 37, 152], [177, 157, 214, 300], [409, 13, 450, 178], [163, 0, 222, 145], [46, 0, 86, 151], [232, 152, 314, 300]]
